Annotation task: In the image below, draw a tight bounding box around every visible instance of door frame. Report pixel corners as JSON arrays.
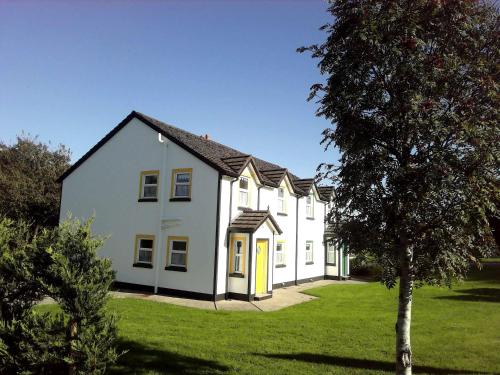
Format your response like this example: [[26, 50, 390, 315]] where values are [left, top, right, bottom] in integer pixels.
[[255, 238, 269, 294]]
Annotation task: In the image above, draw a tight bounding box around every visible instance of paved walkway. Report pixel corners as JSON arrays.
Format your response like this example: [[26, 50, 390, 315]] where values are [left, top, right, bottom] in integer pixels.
[[111, 278, 366, 312]]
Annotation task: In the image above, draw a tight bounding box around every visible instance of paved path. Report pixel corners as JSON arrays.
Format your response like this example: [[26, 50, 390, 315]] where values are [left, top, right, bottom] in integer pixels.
[[111, 278, 366, 312]]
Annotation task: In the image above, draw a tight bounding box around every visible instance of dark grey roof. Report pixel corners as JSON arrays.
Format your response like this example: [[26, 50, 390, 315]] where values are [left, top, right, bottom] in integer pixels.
[[293, 179, 314, 194], [260, 169, 287, 186], [317, 186, 334, 201], [229, 209, 282, 234], [324, 224, 336, 238], [58, 111, 318, 197]]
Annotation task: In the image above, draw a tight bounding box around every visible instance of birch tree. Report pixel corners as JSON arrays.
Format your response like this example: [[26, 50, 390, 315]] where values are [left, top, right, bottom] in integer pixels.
[[299, 1, 499, 374]]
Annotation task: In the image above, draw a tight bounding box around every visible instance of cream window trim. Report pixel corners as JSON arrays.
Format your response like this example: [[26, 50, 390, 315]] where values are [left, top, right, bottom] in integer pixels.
[[230, 235, 246, 275], [139, 170, 159, 199], [170, 168, 193, 199], [239, 176, 250, 207], [166, 236, 189, 268], [134, 234, 155, 265]]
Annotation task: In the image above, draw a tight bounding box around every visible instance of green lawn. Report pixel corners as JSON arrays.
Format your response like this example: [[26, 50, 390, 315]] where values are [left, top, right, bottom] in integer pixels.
[[43, 264, 500, 374], [481, 257, 500, 263]]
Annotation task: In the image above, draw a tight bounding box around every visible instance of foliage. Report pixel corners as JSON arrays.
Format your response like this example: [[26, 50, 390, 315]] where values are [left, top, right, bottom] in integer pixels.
[[0, 135, 70, 229], [39, 217, 119, 374], [0, 219, 45, 323], [300, 0, 499, 288], [350, 253, 383, 280], [0, 217, 119, 375], [299, 0, 498, 372]]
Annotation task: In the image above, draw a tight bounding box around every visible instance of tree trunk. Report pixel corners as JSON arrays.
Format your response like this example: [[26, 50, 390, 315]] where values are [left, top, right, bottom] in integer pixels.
[[396, 246, 413, 375], [67, 319, 78, 375]]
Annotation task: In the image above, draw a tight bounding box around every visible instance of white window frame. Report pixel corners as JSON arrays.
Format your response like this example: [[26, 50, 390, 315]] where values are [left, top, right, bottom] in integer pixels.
[[275, 241, 285, 266], [305, 241, 314, 264], [306, 194, 314, 218], [233, 239, 244, 273], [140, 171, 159, 199], [135, 235, 154, 265], [277, 187, 286, 213], [172, 169, 192, 199], [168, 237, 188, 268], [239, 177, 249, 207], [327, 241, 337, 265]]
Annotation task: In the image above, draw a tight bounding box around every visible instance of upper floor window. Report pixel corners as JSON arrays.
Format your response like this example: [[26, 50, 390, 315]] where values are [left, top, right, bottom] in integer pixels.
[[306, 194, 314, 218], [275, 241, 285, 267], [134, 234, 155, 268], [139, 171, 159, 200], [305, 241, 314, 264], [277, 187, 286, 213], [171, 168, 192, 200], [239, 177, 249, 207], [166, 236, 189, 270]]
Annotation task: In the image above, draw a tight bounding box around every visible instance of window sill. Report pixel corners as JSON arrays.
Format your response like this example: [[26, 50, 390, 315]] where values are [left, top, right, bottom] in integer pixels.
[[133, 262, 153, 269], [306, 261, 314, 265], [277, 212, 287, 216], [229, 272, 244, 278], [138, 198, 158, 202], [306, 217, 315, 220], [275, 264, 286, 268], [237, 206, 250, 211], [326, 262, 337, 266], [165, 266, 187, 272], [170, 197, 191, 202]]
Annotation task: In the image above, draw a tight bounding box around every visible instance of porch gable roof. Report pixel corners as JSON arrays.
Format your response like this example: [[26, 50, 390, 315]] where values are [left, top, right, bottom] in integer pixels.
[[229, 209, 282, 235]]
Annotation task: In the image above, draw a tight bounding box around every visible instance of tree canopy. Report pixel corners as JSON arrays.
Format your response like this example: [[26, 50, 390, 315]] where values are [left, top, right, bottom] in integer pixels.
[[0, 135, 70, 229], [300, 0, 499, 373]]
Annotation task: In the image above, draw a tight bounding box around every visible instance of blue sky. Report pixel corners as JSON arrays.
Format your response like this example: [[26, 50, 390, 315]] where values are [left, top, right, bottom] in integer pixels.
[[0, 0, 337, 178]]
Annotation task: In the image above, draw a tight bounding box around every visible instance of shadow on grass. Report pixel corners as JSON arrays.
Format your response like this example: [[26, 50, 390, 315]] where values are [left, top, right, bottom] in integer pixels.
[[465, 263, 500, 284], [255, 353, 488, 374], [108, 339, 229, 375], [435, 287, 500, 303]]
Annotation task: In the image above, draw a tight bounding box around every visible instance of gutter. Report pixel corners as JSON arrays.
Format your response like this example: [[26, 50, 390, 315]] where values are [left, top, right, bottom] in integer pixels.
[[225, 177, 239, 298], [295, 195, 299, 285], [212, 173, 222, 301], [154, 133, 168, 294]]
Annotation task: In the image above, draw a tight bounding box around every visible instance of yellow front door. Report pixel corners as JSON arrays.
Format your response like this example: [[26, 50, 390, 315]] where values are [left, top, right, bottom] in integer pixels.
[[255, 239, 268, 294]]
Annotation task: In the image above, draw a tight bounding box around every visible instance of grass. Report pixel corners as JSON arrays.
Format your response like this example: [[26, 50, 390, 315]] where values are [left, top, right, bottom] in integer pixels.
[[40, 264, 500, 374], [481, 257, 500, 263]]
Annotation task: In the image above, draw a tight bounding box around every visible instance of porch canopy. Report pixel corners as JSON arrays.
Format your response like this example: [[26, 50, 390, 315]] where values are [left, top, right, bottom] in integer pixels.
[[229, 209, 282, 234]]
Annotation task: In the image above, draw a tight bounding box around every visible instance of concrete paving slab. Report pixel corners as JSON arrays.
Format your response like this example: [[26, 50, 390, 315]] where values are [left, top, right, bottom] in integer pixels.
[[39, 278, 367, 312]]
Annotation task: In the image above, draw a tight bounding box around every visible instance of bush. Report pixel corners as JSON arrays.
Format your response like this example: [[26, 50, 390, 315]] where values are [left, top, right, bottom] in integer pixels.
[[350, 253, 383, 280], [0, 217, 119, 375]]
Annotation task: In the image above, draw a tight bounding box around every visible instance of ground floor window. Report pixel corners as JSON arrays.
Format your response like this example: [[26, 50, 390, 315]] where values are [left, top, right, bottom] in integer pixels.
[[275, 241, 285, 267], [167, 236, 189, 269], [327, 240, 337, 265], [305, 241, 313, 264], [230, 236, 246, 276], [134, 235, 155, 266]]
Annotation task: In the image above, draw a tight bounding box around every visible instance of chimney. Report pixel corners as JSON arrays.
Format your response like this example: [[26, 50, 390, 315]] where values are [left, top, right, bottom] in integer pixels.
[[201, 134, 210, 140]]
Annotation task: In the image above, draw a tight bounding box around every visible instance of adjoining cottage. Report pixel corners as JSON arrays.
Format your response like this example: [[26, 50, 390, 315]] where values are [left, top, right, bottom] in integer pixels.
[[58, 111, 349, 301]]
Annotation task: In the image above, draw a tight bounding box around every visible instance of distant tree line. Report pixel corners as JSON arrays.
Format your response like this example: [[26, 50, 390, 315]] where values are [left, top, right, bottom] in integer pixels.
[[0, 135, 70, 230]]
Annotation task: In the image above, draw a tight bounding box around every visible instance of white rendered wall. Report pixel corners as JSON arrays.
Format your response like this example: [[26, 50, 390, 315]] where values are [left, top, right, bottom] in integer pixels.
[[60, 118, 219, 294], [259, 178, 298, 286], [296, 188, 327, 281], [226, 232, 250, 295]]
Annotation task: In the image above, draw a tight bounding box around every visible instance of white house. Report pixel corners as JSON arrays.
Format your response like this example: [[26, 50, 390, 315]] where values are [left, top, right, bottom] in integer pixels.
[[59, 111, 349, 301]]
